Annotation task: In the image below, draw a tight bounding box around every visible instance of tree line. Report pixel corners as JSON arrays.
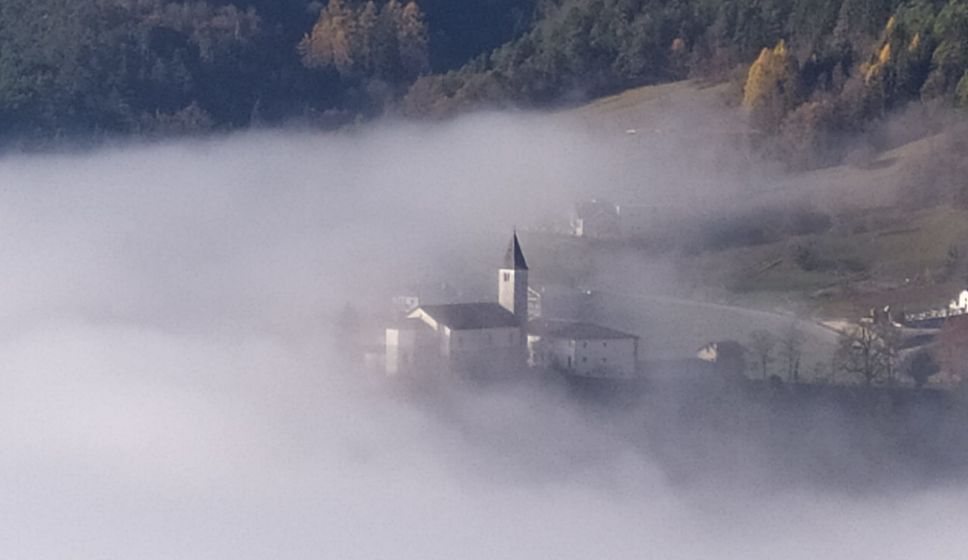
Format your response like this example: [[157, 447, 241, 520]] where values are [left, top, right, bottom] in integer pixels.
[[3, 0, 968, 144], [0, 0, 533, 144]]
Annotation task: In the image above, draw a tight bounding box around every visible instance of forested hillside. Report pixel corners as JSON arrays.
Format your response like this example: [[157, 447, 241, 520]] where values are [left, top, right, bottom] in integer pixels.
[[2, 0, 968, 146], [0, 0, 533, 142], [406, 0, 968, 168]]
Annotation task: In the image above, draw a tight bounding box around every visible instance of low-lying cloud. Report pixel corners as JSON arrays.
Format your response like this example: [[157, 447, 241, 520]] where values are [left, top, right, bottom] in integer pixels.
[[1, 113, 967, 559]]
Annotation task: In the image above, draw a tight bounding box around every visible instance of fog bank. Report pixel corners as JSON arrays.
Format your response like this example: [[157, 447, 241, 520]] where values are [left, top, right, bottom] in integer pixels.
[[2, 115, 968, 559]]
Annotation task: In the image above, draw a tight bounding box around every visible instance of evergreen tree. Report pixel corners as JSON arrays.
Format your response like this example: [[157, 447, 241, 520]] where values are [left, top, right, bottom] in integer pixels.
[[398, 1, 430, 80]]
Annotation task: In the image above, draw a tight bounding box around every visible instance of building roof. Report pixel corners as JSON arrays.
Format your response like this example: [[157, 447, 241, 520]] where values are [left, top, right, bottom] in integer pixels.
[[417, 303, 521, 330], [528, 319, 636, 340], [504, 232, 529, 270]]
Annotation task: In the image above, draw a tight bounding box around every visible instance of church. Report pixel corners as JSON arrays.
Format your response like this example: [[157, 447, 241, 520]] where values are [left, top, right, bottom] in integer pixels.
[[385, 233, 639, 379]]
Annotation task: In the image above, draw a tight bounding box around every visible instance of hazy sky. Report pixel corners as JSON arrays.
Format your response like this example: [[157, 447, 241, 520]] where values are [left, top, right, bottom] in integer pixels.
[[2, 115, 967, 559]]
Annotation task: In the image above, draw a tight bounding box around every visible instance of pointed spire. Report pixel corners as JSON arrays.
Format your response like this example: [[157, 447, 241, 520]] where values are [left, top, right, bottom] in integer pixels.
[[504, 231, 528, 270]]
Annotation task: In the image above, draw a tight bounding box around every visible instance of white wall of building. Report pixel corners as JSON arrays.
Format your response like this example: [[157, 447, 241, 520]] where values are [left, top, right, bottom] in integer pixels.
[[393, 309, 525, 375], [528, 336, 575, 370], [499, 268, 528, 321], [386, 327, 417, 375], [529, 335, 637, 378], [574, 338, 637, 377]]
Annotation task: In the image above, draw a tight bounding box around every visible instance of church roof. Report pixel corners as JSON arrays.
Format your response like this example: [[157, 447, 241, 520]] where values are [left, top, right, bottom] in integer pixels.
[[417, 303, 521, 330], [528, 319, 636, 340], [504, 232, 529, 270]]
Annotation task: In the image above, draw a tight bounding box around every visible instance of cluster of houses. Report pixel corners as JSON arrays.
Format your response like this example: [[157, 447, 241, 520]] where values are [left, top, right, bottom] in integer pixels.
[[570, 198, 674, 240], [365, 223, 968, 388], [902, 290, 968, 328], [381, 233, 640, 380]]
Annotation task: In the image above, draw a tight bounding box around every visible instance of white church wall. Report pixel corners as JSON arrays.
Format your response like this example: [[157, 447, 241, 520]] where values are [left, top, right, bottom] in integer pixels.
[[386, 327, 416, 375], [499, 268, 528, 320]]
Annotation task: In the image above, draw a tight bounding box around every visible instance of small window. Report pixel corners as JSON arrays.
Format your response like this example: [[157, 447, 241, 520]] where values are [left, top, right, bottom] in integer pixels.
[[582, 341, 587, 348], [509, 332, 514, 344], [582, 357, 587, 363], [603, 342, 607, 347], [503, 272, 510, 282]]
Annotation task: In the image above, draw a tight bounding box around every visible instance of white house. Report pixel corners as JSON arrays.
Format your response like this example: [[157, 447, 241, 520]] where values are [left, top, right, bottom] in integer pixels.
[[696, 340, 747, 378], [949, 289, 968, 313], [571, 199, 620, 238], [528, 318, 638, 379]]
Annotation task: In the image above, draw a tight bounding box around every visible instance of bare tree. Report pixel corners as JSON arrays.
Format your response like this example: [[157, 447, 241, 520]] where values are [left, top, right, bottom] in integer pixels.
[[749, 329, 776, 380], [778, 320, 804, 383], [876, 322, 901, 386], [833, 322, 899, 385]]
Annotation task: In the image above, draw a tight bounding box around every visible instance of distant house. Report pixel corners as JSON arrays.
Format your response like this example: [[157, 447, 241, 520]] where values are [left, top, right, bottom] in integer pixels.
[[949, 290, 968, 313], [571, 198, 679, 240], [696, 340, 747, 379], [528, 319, 638, 378], [571, 199, 620, 238]]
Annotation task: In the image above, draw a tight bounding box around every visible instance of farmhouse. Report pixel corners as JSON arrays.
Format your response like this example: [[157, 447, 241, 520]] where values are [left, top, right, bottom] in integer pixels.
[[950, 289, 968, 313], [571, 198, 678, 240], [385, 232, 639, 379], [528, 319, 638, 378], [571, 199, 620, 238]]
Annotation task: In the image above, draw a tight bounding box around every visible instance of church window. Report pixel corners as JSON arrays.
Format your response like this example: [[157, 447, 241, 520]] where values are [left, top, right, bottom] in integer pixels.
[[509, 332, 514, 344], [503, 272, 510, 282]]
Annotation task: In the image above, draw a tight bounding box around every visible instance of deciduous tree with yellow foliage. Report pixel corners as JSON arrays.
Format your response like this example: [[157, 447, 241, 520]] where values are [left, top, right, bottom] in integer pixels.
[[743, 40, 801, 133], [299, 0, 428, 84]]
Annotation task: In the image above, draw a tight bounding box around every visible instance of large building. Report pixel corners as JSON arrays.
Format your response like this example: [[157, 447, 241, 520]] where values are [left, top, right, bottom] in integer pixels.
[[384, 233, 639, 379], [528, 319, 639, 379]]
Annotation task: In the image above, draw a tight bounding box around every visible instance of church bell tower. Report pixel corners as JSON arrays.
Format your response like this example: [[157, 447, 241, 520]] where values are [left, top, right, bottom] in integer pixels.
[[499, 232, 529, 325]]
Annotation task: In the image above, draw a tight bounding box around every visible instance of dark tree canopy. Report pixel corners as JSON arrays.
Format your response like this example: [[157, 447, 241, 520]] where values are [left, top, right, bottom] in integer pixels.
[[3, 0, 968, 144]]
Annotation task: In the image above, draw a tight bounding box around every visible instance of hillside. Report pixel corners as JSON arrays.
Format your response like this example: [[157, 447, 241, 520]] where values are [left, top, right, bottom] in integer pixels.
[[539, 79, 968, 324], [5, 0, 968, 146]]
